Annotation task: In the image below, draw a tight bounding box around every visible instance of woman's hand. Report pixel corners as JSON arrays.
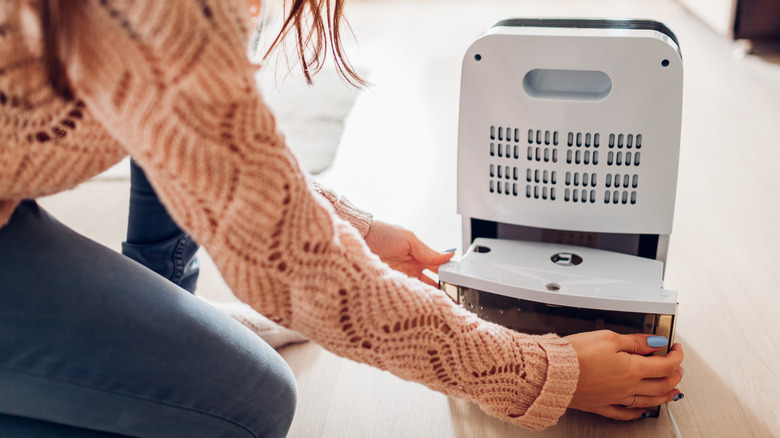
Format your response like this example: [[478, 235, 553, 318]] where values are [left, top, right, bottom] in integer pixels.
[[364, 221, 454, 287], [565, 330, 684, 420]]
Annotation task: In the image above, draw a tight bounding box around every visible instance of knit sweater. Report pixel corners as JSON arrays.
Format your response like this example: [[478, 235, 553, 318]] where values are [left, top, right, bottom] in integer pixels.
[[0, 0, 579, 430]]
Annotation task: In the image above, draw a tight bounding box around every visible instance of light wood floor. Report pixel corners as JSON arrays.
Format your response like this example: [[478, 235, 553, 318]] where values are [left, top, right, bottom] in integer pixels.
[[39, 0, 780, 436]]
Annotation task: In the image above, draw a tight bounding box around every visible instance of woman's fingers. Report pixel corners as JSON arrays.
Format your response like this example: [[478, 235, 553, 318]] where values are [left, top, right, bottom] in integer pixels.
[[593, 405, 647, 421], [599, 388, 682, 421], [637, 366, 684, 395], [566, 330, 685, 420], [410, 238, 455, 269], [615, 333, 669, 355], [623, 389, 682, 409], [630, 343, 685, 379]]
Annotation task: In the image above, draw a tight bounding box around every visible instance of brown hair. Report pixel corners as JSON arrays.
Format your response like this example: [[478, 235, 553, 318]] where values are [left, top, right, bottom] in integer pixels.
[[40, 0, 76, 100], [41, 0, 364, 99], [267, 0, 365, 86]]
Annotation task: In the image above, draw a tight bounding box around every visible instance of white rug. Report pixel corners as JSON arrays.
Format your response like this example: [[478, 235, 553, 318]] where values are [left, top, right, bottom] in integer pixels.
[[257, 63, 363, 175], [98, 65, 362, 179]]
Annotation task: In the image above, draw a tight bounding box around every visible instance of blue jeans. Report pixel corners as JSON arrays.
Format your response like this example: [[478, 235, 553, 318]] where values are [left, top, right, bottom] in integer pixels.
[[0, 200, 297, 437], [122, 160, 200, 293]]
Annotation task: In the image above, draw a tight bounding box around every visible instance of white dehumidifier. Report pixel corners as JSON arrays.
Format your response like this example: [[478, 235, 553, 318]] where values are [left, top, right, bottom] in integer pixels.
[[438, 19, 683, 417]]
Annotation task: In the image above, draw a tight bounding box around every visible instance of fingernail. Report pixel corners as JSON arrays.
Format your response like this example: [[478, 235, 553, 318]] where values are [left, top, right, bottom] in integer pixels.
[[647, 336, 668, 348], [443, 248, 456, 253], [641, 412, 650, 419], [673, 393, 685, 401]]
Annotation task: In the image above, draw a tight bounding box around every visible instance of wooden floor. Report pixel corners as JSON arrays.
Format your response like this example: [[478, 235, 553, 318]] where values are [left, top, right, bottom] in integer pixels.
[[39, 0, 780, 436]]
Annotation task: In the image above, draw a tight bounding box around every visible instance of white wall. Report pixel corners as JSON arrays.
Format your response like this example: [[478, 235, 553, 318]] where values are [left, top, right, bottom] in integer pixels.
[[676, 0, 735, 36]]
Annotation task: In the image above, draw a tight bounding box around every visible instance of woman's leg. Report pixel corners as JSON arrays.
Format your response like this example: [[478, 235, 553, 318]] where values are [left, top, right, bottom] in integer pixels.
[[0, 201, 296, 438], [124, 159, 308, 349], [0, 413, 129, 438], [122, 159, 200, 293]]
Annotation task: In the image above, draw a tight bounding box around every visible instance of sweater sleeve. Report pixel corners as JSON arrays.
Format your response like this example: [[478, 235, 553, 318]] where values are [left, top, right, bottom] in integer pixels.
[[310, 180, 372, 238], [65, 0, 578, 429]]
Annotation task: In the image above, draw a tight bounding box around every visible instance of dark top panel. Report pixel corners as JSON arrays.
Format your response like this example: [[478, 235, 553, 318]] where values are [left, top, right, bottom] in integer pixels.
[[492, 19, 680, 51]]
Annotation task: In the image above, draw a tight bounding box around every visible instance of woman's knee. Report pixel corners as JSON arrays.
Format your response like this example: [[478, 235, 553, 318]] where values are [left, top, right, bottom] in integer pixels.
[[248, 351, 298, 437]]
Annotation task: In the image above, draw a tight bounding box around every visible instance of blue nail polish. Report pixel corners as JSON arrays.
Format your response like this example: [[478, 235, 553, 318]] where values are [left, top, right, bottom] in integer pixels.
[[673, 393, 684, 401], [647, 336, 668, 348], [641, 412, 650, 419], [443, 248, 457, 253]]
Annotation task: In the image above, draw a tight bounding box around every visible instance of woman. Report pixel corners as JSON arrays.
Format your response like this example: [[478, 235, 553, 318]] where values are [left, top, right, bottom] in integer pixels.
[[0, 0, 684, 436]]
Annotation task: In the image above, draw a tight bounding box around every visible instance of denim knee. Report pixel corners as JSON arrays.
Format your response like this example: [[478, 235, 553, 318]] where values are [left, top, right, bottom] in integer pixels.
[[257, 358, 298, 438]]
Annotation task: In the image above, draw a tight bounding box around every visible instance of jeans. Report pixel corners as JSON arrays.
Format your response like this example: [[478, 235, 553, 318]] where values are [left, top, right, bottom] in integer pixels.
[[122, 160, 200, 293], [0, 201, 297, 437]]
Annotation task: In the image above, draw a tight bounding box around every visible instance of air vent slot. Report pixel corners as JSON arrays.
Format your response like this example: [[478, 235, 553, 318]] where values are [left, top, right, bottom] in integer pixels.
[[564, 188, 597, 203], [564, 171, 598, 188], [522, 164, 558, 201], [567, 131, 600, 148], [490, 125, 523, 143], [487, 126, 643, 206], [604, 173, 639, 189], [525, 129, 560, 146], [608, 132, 643, 149], [604, 190, 638, 205]]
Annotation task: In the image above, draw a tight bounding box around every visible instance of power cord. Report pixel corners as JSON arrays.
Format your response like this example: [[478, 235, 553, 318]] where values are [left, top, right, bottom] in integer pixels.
[[665, 403, 682, 438]]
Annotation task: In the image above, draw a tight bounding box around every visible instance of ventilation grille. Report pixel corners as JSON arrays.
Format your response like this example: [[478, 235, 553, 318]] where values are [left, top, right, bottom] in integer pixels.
[[488, 164, 521, 197], [487, 126, 643, 206]]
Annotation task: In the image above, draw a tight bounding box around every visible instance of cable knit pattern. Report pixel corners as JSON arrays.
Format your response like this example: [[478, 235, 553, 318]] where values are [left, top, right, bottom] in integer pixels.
[[0, 0, 579, 430]]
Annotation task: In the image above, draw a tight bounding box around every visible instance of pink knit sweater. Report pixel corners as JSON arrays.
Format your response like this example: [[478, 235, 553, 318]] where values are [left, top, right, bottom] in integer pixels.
[[0, 0, 579, 430]]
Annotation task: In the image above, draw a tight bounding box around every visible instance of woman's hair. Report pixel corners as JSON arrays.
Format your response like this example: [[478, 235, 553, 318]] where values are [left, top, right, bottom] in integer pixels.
[[40, 0, 364, 99], [268, 0, 365, 86], [40, 0, 75, 100]]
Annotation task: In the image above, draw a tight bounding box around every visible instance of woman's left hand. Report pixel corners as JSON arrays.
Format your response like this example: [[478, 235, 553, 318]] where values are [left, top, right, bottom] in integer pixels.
[[364, 221, 455, 287]]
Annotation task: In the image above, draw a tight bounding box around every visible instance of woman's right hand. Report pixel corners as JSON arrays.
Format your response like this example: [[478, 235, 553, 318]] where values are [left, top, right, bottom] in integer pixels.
[[564, 330, 684, 420]]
